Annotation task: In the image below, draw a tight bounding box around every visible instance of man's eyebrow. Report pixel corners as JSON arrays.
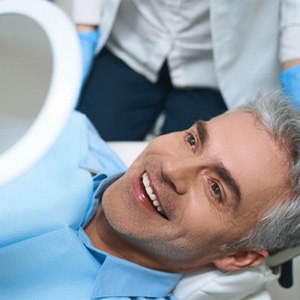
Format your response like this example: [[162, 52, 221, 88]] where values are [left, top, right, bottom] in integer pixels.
[[213, 164, 241, 208], [195, 120, 208, 147], [194, 120, 241, 207]]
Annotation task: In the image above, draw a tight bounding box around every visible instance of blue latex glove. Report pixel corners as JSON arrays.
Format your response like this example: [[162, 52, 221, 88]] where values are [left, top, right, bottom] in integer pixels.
[[78, 30, 100, 85], [280, 65, 300, 107]]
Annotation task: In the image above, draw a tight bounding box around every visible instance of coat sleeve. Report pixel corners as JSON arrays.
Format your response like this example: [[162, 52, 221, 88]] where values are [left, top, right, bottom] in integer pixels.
[[71, 0, 103, 26], [280, 0, 300, 63]]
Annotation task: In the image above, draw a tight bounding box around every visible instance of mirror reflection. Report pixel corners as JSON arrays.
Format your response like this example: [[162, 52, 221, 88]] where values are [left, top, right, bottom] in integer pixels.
[[0, 14, 52, 154]]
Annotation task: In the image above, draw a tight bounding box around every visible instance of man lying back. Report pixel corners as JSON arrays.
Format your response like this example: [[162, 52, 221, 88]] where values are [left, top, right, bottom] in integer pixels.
[[1, 92, 299, 299]]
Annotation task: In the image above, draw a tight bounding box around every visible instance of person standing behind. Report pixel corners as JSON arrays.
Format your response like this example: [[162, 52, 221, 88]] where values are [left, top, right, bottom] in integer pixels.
[[71, 0, 300, 140]]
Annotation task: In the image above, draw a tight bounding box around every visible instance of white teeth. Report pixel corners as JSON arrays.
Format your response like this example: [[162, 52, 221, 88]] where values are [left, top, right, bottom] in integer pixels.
[[149, 193, 157, 200], [142, 172, 164, 216], [153, 200, 159, 207], [146, 186, 153, 195], [142, 174, 150, 186]]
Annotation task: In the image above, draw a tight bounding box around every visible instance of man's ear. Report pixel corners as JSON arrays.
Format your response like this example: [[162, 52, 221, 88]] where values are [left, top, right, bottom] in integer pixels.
[[213, 249, 269, 272]]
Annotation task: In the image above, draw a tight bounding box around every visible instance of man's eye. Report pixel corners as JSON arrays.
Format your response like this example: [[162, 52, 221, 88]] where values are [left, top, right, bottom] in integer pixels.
[[185, 133, 197, 151], [210, 181, 223, 202]]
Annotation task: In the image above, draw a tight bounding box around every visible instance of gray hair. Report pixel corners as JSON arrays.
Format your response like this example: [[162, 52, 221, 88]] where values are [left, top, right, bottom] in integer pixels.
[[224, 91, 300, 255]]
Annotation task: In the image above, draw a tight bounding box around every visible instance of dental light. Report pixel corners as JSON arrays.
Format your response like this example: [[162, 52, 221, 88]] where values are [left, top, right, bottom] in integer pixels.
[[0, 0, 82, 185]]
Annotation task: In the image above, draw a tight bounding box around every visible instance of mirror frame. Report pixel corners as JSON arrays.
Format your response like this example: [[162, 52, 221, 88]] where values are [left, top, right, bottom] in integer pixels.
[[0, 0, 82, 185]]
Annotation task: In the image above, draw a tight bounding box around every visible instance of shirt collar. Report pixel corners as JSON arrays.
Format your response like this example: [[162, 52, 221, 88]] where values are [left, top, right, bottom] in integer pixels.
[[79, 228, 181, 298], [81, 172, 123, 227]]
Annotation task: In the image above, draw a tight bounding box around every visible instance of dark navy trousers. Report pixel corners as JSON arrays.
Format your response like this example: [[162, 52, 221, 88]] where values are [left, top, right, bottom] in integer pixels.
[[77, 48, 227, 141]]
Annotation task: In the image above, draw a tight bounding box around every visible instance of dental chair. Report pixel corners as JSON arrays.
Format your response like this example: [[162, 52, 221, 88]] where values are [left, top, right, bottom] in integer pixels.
[[0, 0, 299, 299]]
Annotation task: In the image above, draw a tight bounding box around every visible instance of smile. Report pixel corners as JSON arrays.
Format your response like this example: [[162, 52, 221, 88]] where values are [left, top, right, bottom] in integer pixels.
[[141, 172, 167, 219]]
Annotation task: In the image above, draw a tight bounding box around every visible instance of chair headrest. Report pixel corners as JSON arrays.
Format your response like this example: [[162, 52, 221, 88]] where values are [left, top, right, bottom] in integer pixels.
[[266, 245, 300, 267], [266, 245, 300, 288]]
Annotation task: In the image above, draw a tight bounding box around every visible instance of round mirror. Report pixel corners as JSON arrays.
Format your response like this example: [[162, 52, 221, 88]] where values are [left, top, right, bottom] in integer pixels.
[[0, 0, 82, 185]]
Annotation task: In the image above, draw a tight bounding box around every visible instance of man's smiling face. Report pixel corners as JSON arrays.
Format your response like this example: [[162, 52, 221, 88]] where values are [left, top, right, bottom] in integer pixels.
[[98, 111, 290, 272]]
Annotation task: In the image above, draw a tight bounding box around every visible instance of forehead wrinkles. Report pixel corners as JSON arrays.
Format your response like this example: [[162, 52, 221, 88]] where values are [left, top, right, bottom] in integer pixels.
[[271, 135, 294, 196], [241, 130, 291, 221], [253, 115, 293, 196]]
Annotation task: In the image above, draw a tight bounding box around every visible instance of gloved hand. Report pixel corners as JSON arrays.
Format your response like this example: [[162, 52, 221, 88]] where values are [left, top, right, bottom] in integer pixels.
[[78, 30, 100, 85], [280, 65, 300, 107]]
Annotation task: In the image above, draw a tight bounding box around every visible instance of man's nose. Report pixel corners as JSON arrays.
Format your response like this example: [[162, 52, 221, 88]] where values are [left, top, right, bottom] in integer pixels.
[[161, 157, 199, 195]]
